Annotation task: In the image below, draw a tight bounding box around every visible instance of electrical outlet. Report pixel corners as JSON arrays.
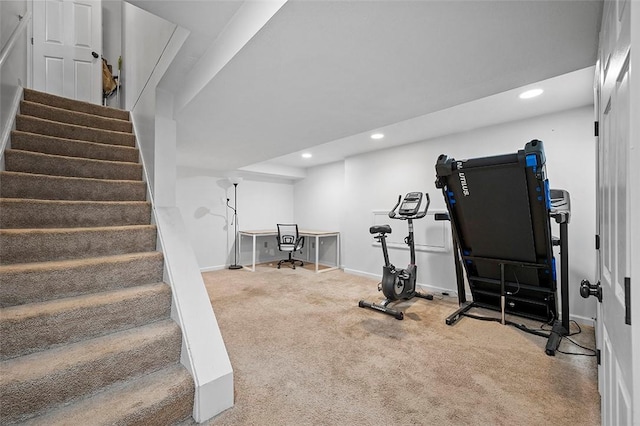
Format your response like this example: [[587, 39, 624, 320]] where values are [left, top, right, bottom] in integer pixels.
[[312, 242, 315, 249], [264, 241, 268, 248]]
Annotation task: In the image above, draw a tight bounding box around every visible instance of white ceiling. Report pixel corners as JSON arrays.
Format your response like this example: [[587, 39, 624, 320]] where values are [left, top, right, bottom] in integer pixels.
[[247, 65, 596, 175], [127, 0, 603, 178]]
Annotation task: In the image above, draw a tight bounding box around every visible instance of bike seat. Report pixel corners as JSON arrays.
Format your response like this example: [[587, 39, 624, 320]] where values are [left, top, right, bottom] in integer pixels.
[[369, 224, 392, 235]]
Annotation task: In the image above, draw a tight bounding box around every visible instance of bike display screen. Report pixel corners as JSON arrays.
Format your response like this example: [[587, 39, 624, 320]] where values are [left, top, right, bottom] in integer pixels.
[[398, 192, 422, 216]]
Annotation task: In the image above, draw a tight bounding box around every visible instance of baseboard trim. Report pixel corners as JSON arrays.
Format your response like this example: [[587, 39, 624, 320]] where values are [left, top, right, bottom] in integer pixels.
[[200, 265, 228, 273], [343, 268, 378, 280], [566, 313, 595, 327], [343, 268, 458, 296]]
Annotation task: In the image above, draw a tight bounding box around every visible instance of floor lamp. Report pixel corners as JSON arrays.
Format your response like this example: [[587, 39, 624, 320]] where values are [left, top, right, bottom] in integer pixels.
[[227, 177, 243, 269]]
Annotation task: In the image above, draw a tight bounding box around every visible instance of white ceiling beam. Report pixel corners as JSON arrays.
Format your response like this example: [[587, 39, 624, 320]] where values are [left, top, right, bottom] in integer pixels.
[[174, 0, 288, 114], [239, 162, 306, 180]]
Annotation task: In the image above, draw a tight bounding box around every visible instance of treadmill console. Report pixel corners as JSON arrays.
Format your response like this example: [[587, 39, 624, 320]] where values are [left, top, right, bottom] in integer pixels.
[[549, 189, 571, 224], [398, 192, 423, 216]]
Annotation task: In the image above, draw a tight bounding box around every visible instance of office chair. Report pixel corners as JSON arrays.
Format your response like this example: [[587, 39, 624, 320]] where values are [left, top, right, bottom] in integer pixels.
[[276, 224, 305, 269]]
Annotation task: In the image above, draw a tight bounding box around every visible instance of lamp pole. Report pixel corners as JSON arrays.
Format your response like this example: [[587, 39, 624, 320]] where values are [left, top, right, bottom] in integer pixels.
[[228, 182, 242, 269]]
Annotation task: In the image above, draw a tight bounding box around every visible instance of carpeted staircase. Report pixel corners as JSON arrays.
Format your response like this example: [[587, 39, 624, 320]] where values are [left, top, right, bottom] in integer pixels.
[[0, 89, 194, 424]]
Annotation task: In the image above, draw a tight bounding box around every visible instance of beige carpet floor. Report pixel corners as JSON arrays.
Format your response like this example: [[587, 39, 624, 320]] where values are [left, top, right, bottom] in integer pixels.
[[202, 266, 599, 426]]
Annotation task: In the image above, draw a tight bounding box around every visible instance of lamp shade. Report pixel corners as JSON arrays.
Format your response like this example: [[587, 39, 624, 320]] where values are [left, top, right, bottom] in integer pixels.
[[228, 176, 243, 185]]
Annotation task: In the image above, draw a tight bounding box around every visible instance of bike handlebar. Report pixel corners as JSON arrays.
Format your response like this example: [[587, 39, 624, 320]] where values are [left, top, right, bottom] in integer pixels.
[[388, 193, 430, 220], [388, 195, 403, 219]]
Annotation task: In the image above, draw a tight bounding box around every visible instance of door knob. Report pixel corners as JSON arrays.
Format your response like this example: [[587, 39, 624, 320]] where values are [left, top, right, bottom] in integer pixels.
[[91, 51, 99, 59], [580, 279, 602, 302]]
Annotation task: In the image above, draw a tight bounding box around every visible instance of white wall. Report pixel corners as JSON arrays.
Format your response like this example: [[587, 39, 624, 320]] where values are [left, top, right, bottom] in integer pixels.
[[176, 169, 295, 270], [0, 0, 28, 159], [293, 161, 345, 232], [122, 3, 175, 111], [122, 2, 185, 196], [295, 106, 597, 323]]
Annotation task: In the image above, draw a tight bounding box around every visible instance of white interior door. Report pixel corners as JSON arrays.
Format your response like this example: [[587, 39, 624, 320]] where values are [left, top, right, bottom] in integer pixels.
[[32, 0, 102, 104], [595, 1, 636, 425]]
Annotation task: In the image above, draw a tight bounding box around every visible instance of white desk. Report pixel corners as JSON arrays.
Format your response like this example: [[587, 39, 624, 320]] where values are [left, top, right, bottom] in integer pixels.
[[239, 229, 340, 273]]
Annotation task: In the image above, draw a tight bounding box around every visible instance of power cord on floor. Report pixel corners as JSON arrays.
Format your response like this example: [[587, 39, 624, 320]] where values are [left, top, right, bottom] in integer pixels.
[[461, 314, 597, 356], [554, 320, 596, 357], [555, 337, 597, 356], [538, 319, 596, 355]]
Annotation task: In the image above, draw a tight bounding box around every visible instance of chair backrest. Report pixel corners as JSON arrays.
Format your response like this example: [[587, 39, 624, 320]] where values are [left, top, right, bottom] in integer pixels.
[[277, 224, 302, 251]]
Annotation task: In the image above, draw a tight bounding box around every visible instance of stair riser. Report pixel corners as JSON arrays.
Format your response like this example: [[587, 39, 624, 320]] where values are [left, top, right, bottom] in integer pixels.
[[0, 322, 182, 424], [0, 172, 146, 201], [1, 284, 172, 360], [23, 89, 130, 121], [20, 101, 132, 133], [11, 131, 139, 163], [0, 227, 157, 265], [4, 150, 142, 181], [16, 115, 135, 147], [0, 253, 164, 308], [0, 200, 151, 229]]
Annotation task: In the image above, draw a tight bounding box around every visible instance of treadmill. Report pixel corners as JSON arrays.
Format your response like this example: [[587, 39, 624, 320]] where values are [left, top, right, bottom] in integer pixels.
[[434, 139, 571, 356]]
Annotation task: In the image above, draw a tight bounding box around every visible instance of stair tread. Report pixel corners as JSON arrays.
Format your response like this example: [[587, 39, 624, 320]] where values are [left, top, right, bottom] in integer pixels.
[[10, 130, 138, 163], [0, 170, 144, 184], [1, 282, 169, 321], [0, 320, 182, 423], [0, 198, 152, 225], [25, 364, 193, 426], [23, 88, 130, 121], [0, 252, 163, 274], [0, 225, 157, 265], [0, 252, 164, 308], [0, 224, 155, 235], [16, 115, 135, 147], [4, 148, 142, 181], [0, 319, 179, 382], [5, 148, 139, 166], [5, 150, 140, 179], [0, 171, 147, 202], [1, 283, 171, 360], [0, 198, 150, 206], [20, 101, 132, 133], [1, 198, 151, 229], [16, 115, 133, 137]]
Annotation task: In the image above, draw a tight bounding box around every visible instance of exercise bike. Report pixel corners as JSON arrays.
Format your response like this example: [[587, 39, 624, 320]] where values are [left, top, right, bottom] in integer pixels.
[[359, 192, 434, 320]]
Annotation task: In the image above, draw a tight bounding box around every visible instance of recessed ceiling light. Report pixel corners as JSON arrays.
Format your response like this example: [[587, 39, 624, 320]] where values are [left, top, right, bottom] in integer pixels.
[[519, 88, 544, 99], [371, 133, 384, 140], [301, 153, 312, 159]]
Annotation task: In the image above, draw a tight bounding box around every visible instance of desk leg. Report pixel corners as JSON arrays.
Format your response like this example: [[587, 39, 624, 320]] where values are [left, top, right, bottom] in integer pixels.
[[315, 235, 320, 273], [336, 234, 340, 270], [251, 235, 257, 272], [313, 233, 340, 273]]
